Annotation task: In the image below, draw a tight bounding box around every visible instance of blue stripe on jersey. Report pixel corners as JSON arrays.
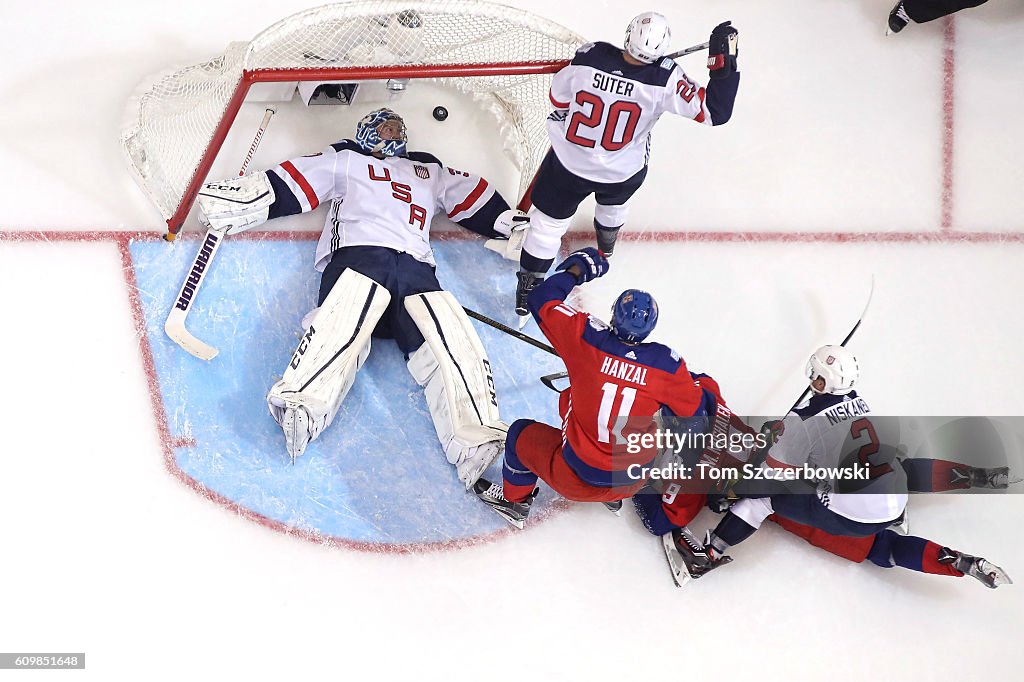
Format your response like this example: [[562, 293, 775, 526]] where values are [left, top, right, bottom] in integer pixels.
[[580, 322, 682, 374], [561, 439, 652, 487], [527, 271, 577, 320], [793, 391, 860, 420], [571, 41, 675, 88], [407, 150, 443, 166], [266, 170, 302, 219], [331, 139, 369, 155], [706, 71, 740, 125]]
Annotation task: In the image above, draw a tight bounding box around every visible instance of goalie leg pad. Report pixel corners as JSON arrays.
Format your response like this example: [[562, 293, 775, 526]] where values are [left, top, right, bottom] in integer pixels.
[[267, 269, 390, 460], [405, 291, 508, 488], [197, 172, 275, 234]]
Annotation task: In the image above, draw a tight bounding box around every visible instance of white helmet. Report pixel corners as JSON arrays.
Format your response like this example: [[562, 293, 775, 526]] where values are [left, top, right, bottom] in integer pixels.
[[624, 12, 672, 64], [806, 345, 859, 395]]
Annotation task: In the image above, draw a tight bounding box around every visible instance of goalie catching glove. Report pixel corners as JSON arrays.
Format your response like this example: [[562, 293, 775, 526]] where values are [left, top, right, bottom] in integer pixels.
[[484, 209, 530, 261], [196, 172, 276, 233]]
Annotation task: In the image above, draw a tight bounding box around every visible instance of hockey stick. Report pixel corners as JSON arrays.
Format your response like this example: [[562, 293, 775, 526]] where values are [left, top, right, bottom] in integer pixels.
[[463, 306, 559, 357], [164, 108, 276, 360], [667, 41, 710, 59], [541, 277, 877, 398], [785, 275, 876, 413]]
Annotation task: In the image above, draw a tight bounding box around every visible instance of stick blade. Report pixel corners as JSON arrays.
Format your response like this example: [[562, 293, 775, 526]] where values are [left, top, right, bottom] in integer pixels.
[[165, 309, 219, 360], [661, 532, 692, 588]]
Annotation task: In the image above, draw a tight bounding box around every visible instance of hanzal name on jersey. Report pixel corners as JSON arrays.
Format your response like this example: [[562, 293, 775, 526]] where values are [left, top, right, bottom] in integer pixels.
[[823, 397, 871, 426], [600, 356, 648, 385]]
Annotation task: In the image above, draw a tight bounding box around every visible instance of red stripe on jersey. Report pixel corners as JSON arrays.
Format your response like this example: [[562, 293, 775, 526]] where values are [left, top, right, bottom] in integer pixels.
[[448, 178, 489, 218], [280, 161, 319, 210], [694, 88, 707, 124], [549, 88, 570, 109]]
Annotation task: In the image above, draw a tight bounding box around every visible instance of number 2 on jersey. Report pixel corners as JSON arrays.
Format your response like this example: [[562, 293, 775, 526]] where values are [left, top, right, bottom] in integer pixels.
[[850, 417, 893, 480], [565, 92, 642, 151], [597, 382, 637, 444]]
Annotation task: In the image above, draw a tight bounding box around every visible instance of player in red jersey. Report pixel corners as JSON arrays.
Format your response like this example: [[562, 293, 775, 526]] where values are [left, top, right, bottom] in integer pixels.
[[474, 247, 716, 528]]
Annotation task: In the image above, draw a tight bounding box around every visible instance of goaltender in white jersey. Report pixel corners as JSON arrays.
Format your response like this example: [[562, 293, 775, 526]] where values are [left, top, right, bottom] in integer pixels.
[[195, 108, 526, 489]]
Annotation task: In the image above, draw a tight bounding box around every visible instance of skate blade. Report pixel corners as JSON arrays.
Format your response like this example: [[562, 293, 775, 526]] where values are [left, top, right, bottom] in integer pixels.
[[516, 313, 530, 330], [602, 500, 623, 516], [661, 533, 692, 588], [484, 504, 525, 530]]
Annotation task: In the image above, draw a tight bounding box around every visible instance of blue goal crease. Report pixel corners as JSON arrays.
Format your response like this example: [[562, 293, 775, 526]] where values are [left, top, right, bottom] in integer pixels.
[[131, 239, 564, 545]]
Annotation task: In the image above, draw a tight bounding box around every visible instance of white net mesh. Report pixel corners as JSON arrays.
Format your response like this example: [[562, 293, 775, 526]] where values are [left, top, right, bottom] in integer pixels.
[[121, 0, 585, 230]]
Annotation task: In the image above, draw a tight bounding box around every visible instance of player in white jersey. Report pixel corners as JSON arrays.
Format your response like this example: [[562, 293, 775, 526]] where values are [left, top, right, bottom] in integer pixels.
[[506, 12, 740, 320], [194, 108, 527, 489], [669, 346, 914, 578]]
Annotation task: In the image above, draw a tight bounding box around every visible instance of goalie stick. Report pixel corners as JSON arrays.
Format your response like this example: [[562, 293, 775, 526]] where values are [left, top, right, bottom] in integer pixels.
[[163, 108, 276, 360]]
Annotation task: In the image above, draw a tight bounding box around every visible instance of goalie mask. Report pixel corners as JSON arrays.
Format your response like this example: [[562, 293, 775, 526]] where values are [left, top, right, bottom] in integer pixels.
[[355, 108, 408, 157]]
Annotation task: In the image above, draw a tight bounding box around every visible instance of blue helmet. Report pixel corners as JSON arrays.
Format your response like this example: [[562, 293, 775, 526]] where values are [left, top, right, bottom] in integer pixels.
[[611, 289, 658, 343], [355, 108, 408, 157]]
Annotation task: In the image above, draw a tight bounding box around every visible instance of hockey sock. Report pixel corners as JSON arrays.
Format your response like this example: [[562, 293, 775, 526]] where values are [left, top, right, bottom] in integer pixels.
[[867, 530, 963, 576], [520, 249, 554, 275], [901, 458, 972, 492], [708, 511, 757, 553], [501, 419, 539, 503]]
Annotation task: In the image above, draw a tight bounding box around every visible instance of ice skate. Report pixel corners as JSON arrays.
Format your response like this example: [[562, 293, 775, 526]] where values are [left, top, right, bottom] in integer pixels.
[[474, 478, 538, 529], [594, 221, 620, 257], [887, 1, 911, 35], [970, 466, 1020, 489], [938, 548, 1013, 589], [661, 527, 732, 587], [515, 270, 544, 327], [602, 499, 624, 515]]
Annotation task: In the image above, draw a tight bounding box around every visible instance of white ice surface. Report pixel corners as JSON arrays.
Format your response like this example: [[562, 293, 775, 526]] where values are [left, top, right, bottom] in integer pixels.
[[1, 1, 1023, 680]]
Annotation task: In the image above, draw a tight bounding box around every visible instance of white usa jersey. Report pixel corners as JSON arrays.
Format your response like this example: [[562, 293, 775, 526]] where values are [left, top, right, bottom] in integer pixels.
[[266, 141, 500, 271], [766, 392, 908, 524], [547, 41, 716, 184]]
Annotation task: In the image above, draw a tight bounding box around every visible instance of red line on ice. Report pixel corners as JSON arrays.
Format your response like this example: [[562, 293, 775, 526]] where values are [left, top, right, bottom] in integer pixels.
[[4, 216, 1023, 552], [942, 16, 956, 231]]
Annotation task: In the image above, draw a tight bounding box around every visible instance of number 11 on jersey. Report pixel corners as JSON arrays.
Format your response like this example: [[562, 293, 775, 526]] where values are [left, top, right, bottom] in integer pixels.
[[597, 382, 637, 444]]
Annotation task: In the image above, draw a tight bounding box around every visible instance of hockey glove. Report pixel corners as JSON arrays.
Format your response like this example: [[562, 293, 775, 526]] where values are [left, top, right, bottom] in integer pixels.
[[707, 21, 739, 79], [555, 247, 609, 284], [760, 419, 784, 446], [484, 209, 530, 261]]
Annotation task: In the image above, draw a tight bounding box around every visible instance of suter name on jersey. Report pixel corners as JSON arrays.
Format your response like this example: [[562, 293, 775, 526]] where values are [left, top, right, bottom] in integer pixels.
[[591, 72, 635, 96]]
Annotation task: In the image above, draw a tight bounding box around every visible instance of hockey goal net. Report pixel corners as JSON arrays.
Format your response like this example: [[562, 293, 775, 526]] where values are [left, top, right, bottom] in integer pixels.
[[121, 0, 585, 237]]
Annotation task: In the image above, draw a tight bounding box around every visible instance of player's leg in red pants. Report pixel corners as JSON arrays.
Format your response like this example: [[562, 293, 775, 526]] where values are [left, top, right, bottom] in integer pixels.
[[770, 516, 962, 576], [502, 419, 644, 503]]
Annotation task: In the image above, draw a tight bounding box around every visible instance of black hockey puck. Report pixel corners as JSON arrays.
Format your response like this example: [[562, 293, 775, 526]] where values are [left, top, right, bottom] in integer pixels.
[[432, 106, 449, 121]]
